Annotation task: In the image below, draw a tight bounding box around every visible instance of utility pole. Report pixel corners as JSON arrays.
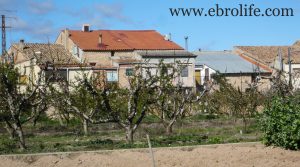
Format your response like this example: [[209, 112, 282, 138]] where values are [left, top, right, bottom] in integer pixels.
[[288, 47, 292, 88], [1, 15, 6, 56], [278, 48, 283, 72], [1, 14, 13, 56]]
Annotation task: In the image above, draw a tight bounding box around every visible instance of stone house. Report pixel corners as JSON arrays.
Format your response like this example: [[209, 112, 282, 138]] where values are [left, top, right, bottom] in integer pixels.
[[55, 25, 196, 88], [194, 51, 272, 92], [235, 40, 300, 90], [6, 41, 92, 91]]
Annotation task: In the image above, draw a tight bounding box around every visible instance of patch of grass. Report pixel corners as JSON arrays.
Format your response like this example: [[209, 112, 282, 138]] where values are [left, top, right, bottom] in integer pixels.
[[0, 117, 262, 154], [149, 134, 204, 147], [0, 136, 18, 154], [189, 113, 219, 121], [207, 137, 223, 144], [143, 115, 161, 123]]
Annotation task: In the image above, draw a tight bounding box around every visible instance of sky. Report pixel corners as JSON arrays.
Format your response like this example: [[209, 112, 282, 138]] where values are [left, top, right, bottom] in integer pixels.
[[0, 0, 300, 51]]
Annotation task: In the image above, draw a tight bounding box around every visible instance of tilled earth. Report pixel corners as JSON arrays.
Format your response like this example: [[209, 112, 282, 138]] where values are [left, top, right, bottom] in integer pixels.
[[0, 142, 299, 167]]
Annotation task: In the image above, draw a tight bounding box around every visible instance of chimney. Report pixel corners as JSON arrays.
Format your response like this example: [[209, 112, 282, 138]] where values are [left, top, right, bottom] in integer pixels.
[[169, 33, 172, 41], [64, 28, 69, 50], [82, 24, 90, 32], [184, 36, 189, 51], [98, 33, 103, 46], [19, 39, 25, 50], [164, 33, 172, 41]]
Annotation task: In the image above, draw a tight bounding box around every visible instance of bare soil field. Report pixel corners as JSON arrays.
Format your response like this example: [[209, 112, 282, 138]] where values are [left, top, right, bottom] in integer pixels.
[[0, 142, 299, 167]]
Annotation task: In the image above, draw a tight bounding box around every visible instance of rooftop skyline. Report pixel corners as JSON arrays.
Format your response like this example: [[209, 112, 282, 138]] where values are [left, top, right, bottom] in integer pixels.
[[1, 0, 299, 51]]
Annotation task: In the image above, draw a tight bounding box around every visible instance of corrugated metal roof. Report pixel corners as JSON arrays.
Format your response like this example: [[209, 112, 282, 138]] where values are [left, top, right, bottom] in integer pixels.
[[194, 51, 269, 73], [137, 50, 195, 57]]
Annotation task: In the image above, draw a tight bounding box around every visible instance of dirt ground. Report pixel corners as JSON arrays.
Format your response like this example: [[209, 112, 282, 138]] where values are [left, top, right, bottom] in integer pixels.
[[0, 142, 299, 167]]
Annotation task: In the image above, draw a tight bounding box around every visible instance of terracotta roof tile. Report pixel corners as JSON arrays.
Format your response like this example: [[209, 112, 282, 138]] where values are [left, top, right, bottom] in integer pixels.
[[11, 43, 79, 64], [293, 40, 300, 48], [235, 44, 300, 65], [68, 30, 183, 51]]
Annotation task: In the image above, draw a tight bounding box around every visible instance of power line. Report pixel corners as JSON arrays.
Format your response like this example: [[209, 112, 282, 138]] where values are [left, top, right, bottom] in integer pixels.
[[0, 10, 17, 13]]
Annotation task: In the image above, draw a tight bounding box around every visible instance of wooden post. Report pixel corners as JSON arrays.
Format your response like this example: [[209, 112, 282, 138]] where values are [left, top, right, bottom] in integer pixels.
[[146, 134, 156, 167]]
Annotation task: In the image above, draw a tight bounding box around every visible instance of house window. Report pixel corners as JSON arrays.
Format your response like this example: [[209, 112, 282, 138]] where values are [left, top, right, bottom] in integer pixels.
[[111, 51, 115, 57], [181, 67, 189, 77], [107, 71, 118, 82], [89, 62, 96, 66], [126, 68, 133, 76], [45, 70, 68, 82]]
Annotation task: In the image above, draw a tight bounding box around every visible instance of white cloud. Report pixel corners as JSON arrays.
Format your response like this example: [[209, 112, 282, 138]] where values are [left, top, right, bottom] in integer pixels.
[[95, 3, 132, 24], [63, 2, 135, 29], [11, 18, 57, 41], [27, 0, 54, 15]]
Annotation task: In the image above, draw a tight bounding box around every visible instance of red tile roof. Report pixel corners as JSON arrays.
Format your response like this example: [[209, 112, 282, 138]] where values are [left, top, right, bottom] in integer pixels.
[[235, 42, 300, 65], [68, 30, 183, 51], [10, 43, 79, 64]]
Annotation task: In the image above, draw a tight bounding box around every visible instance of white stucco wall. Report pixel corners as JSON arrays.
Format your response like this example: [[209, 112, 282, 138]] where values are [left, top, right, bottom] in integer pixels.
[[195, 64, 216, 85], [67, 68, 93, 85], [283, 64, 300, 90], [14, 59, 42, 92], [141, 57, 195, 88], [14, 59, 93, 92]]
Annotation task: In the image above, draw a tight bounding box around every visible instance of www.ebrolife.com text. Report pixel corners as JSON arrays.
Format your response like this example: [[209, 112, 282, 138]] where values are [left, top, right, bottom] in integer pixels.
[[170, 4, 294, 17]]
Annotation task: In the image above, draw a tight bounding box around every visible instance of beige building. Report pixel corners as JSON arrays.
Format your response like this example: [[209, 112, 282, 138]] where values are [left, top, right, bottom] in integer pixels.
[[194, 51, 272, 92], [55, 25, 196, 88], [6, 41, 91, 90], [235, 40, 300, 90]]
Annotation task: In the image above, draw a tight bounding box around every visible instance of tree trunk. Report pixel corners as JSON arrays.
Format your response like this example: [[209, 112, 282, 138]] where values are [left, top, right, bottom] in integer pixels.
[[13, 123, 26, 150], [5, 126, 16, 139], [243, 117, 248, 133], [58, 114, 65, 126], [166, 124, 173, 135], [165, 119, 176, 135], [126, 128, 134, 144], [83, 119, 89, 136], [4, 121, 16, 139]]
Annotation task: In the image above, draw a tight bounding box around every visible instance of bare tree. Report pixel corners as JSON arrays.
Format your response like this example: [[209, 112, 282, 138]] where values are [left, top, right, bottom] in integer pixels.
[[0, 43, 72, 149], [49, 64, 156, 143], [152, 61, 208, 134], [49, 70, 118, 136], [211, 74, 262, 133], [0, 62, 49, 149], [112, 64, 159, 143]]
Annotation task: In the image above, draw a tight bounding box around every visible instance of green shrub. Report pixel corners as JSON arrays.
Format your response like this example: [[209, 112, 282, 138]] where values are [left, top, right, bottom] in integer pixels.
[[207, 137, 223, 144], [261, 96, 300, 150]]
